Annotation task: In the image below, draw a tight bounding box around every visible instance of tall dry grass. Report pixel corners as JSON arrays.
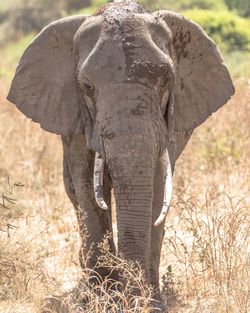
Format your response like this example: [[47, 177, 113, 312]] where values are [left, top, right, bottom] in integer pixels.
[[0, 78, 249, 312], [162, 80, 250, 312]]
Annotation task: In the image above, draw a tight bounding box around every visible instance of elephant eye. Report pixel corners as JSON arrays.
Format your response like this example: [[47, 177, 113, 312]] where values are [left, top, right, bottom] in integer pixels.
[[80, 79, 95, 97], [84, 82, 93, 91]]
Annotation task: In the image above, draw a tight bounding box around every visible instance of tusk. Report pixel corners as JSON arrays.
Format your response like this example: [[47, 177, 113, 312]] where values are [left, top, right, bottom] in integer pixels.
[[94, 152, 108, 210], [154, 149, 173, 227]]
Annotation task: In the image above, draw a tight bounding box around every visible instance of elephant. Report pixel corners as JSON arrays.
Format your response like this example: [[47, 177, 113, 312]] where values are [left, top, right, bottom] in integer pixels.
[[7, 0, 234, 311]]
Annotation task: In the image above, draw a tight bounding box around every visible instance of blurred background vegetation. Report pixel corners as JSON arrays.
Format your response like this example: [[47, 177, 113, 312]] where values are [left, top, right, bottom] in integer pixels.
[[0, 0, 249, 78]]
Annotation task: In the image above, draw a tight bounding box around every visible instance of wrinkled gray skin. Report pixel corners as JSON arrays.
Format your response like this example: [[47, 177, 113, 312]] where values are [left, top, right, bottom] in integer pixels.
[[7, 0, 234, 310]]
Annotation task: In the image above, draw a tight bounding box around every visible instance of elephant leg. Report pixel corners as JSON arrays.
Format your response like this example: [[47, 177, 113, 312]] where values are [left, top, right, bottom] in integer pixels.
[[62, 134, 116, 282]]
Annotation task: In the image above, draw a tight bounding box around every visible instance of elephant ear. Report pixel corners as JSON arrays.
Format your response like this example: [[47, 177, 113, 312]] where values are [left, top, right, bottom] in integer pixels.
[[154, 10, 235, 135], [7, 15, 88, 135]]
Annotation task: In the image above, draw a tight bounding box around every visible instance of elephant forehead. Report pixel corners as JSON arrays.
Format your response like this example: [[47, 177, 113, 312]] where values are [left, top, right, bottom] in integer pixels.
[[94, 0, 146, 17], [102, 12, 169, 38], [76, 12, 174, 84], [78, 37, 126, 83], [77, 12, 170, 45], [79, 38, 172, 85], [78, 28, 172, 84]]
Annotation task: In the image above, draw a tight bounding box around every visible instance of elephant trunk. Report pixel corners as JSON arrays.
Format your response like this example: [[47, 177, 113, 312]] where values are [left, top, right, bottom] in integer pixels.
[[91, 84, 173, 275], [105, 132, 156, 275]]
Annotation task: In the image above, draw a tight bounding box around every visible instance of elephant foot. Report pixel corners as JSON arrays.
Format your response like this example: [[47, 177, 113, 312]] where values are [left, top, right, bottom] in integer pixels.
[[40, 293, 88, 313], [150, 303, 168, 313], [40, 295, 69, 313], [40, 283, 91, 313], [150, 294, 168, 313], [40, 278, 121, 313]]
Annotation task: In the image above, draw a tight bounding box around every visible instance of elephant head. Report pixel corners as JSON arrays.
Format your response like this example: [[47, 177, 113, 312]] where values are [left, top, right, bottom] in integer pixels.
[[7, 1, 234, 272]]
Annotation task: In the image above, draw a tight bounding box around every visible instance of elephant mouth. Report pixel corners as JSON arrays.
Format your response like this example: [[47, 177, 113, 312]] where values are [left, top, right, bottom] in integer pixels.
[[93, 149, 173, 227]]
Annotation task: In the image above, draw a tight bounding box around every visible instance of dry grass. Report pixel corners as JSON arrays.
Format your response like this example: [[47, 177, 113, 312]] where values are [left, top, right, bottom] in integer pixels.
[[162, 79, 250, 312], [40, 237, 155, 313], [0, 76, 249, 313]]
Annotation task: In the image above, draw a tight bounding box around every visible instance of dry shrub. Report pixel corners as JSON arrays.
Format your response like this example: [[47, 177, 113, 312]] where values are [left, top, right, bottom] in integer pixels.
[[160, 79, 250, 312], [162, 194, 249, 312], [49, 237, 155, 313], [0, 181, 60, 308], [0, 81, 80, 311], [0, 180, 22, 235]]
